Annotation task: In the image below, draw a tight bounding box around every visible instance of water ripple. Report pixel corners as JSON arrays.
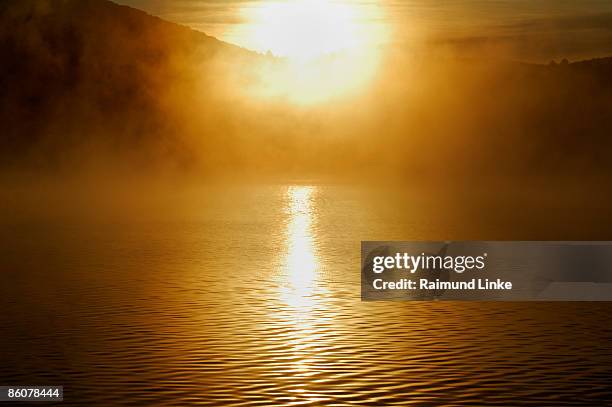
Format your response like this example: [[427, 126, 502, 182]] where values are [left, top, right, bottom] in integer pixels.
[[1, 186, 611, 405]]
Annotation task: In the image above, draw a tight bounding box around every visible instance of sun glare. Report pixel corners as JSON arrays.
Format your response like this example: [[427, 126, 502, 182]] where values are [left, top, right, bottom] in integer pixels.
[[244, 0, 363, 60], [238, 0, 389, 104]]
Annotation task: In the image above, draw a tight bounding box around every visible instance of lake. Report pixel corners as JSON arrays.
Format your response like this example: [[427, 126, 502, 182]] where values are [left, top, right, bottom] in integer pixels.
[[1, 184, 611, 405]]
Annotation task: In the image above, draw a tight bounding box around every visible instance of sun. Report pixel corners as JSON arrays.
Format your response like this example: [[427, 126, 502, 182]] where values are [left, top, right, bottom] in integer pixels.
[[237, 0, 389, 104], [243, 0, 365, 60]]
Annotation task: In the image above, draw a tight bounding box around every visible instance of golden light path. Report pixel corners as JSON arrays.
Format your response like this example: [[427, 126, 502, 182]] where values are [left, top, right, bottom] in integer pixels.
[[277, 186, 328, 400], [281, 186, 319, 307], [236, 0, 390, 104]]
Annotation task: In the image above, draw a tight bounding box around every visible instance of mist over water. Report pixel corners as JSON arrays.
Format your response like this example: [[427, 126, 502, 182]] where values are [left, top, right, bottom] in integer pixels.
[[2, 0, 612, 186]]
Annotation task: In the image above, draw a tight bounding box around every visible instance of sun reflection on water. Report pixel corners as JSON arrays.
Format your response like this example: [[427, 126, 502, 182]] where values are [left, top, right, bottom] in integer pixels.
[[280, 186, 320, 309], [276, 186, 326, 399]]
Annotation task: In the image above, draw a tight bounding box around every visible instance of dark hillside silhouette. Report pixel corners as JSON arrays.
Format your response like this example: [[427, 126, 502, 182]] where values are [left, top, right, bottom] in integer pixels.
[[0, 0, 261, 168]]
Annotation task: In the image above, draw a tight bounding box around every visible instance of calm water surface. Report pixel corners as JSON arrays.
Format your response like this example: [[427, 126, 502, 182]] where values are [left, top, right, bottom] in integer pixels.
[[1, 185, 611, 405]]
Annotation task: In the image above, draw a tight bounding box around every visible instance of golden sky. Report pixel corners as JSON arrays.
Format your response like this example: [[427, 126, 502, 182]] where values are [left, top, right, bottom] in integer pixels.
[[115, 0, 612, 61]]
